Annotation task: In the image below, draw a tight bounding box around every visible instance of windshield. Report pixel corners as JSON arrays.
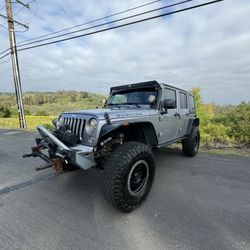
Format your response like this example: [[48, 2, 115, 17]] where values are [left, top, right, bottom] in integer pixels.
[[107, 88, 158, 106]]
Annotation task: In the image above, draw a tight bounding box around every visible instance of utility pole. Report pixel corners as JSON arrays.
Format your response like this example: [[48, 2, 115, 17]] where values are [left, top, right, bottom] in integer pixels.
[[4, 0, 29, 128]]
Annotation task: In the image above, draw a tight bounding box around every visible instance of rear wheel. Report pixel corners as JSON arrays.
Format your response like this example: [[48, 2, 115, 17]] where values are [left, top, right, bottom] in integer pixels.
[[103, 141, 155, 213], [182, 127, 200, 157]]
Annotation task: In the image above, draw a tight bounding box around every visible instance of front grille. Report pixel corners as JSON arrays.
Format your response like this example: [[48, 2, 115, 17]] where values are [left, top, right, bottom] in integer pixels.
[[63, 117, 85, 140]]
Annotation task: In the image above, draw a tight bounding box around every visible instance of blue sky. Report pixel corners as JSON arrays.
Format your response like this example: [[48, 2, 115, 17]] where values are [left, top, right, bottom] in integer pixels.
[[0, 0, 250, 104]]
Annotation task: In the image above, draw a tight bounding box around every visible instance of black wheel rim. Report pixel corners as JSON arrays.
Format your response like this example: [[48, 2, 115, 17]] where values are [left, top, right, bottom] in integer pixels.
[[193, 133, 199, 151], [127, 160, 149, 196]]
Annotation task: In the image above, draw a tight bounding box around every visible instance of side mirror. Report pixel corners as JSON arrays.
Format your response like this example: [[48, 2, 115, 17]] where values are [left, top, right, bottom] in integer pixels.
[[163, 99, 176, 109]]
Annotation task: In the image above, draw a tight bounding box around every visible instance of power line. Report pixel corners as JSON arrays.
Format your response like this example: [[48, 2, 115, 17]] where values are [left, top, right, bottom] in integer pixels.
[[0, 0, 36, 51], [0, 0, 223, 60], [17, 0, 164, 45], [0, 52, 11, 60], [0, 54, 10, 64], [18, 0, 223, 52], [0, 0, 189, 56], [17, 0, 193, 48]]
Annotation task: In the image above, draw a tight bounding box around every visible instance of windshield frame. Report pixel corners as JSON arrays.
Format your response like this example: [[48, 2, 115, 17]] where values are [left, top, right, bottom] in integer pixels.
[[106, 87, 159, 109]]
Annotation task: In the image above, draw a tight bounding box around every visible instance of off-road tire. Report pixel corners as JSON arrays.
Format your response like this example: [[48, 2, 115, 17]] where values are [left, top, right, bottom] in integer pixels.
[[182, 127, 200, 157], [103, 141, 155, 213]]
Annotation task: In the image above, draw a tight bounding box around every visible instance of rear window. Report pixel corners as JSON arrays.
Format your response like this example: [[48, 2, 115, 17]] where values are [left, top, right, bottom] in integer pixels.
[[179, 92, 188, 109], [189, 95, 195, 110]]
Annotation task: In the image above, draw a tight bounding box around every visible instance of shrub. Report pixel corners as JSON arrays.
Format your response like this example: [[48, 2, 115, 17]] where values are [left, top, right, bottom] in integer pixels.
[[0, 106, 12, 118], [200, 123, 233, 147], [80, 91, 89, 98]]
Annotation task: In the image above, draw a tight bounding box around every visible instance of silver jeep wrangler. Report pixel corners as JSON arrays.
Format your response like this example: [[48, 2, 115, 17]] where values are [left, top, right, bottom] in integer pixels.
[[24, 80, 200, 212]]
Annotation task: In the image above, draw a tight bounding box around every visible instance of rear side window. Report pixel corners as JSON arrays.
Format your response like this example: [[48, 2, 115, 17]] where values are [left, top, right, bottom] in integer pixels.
[[189, 95, 195, 110], [179, 92, 188, 109]]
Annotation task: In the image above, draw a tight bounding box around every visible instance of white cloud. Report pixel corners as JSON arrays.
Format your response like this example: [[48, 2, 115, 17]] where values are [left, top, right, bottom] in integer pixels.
[[0, 0, 250, 104]]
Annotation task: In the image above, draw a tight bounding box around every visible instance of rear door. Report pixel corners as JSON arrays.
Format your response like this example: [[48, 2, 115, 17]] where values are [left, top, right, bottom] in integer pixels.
[[177, 91, 189, 137]]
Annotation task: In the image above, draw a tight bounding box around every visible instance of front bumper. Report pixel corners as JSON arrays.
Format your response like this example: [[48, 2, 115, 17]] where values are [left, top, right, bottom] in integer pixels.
[[23, 126, 96, 170]]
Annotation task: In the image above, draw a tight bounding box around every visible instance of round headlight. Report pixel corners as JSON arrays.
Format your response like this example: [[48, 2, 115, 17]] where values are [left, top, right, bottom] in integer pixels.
[[86, 118, 98, 133], [52, 115, 63, 128], [57, 116, 63, 126]]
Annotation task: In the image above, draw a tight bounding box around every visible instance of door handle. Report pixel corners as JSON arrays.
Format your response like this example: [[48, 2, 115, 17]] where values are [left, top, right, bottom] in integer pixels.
[[174, 112, 181, 118]]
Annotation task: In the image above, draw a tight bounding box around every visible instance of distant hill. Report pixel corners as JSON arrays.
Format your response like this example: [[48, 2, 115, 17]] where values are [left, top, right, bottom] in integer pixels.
[[0, 91, 107, 116]]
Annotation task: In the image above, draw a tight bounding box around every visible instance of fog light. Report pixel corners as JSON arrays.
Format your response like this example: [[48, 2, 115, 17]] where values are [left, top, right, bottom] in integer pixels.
[[88, 136, 96, 144]]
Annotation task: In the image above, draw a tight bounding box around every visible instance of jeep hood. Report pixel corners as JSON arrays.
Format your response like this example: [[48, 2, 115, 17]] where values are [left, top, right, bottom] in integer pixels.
[[62, 107, 157, 120]]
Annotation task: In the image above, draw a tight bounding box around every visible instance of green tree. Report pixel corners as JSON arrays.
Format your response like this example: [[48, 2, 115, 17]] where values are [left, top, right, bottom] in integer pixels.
[[214, 102, 250, 145]]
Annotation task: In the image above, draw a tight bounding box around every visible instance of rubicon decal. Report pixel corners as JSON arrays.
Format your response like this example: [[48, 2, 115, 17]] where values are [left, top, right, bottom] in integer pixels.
[[116, 113, 143, 118]]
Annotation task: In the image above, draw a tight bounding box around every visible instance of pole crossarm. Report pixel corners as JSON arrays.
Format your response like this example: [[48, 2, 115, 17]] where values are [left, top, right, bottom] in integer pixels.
[[0, 12, 29, 29]]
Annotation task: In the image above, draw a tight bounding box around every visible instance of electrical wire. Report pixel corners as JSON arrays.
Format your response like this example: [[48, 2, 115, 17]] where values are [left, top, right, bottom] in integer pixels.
[[0, 0, 37, 55], [0, 0, 35, 31], [17, 0, 193, 48], [14, 0, 39, 32], [0, 4, 7, 29], [0, 0, 189, 56], [0, 22, 9, 30], [0, 0, 223, 60], [17, 0, 164, 45], [18, 0, 223, 52], [0, 54, 10, 64], [25, 0, 39, 23]]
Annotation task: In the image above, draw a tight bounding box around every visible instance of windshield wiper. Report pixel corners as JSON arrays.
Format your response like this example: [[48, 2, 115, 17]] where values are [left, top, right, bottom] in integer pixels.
[[106, 103, 122, 108], [107, 103, 143, 108], [124, 103, 143, 108]]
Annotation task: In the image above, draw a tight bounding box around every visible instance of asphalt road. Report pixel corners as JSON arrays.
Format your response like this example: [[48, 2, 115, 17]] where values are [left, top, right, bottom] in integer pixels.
[[0, 129, 250, 250]]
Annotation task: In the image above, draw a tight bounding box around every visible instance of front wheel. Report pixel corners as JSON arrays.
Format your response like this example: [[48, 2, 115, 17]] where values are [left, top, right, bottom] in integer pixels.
[[182, 127, 200, 157], [103, 141, 155, 213]]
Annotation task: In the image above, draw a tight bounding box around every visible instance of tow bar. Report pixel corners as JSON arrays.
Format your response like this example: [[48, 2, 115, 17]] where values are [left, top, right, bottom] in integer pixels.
[[23, 145, 64, 172]]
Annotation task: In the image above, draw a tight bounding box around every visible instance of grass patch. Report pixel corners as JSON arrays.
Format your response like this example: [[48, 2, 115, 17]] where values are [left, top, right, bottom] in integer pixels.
[[0, 116, 56, 130], [168, 143, 250, 158], [199, 147, 250, 158]]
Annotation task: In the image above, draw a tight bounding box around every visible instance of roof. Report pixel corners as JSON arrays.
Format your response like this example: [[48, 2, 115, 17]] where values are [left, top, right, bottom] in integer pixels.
[[161, 83, 189, 93], [110, 80, 191, 95], [110, 80, 160, 93]]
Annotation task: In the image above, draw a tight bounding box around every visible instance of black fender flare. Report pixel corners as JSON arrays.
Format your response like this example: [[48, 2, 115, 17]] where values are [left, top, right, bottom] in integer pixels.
[[99, 123, 124, 138], [185, 117, 200, 136], [99, 122, 158, 148]]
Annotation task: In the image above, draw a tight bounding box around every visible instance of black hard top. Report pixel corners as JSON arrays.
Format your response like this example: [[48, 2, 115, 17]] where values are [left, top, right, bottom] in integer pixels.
[[110, 80, 189, 94], [110, 80, 160, 93]]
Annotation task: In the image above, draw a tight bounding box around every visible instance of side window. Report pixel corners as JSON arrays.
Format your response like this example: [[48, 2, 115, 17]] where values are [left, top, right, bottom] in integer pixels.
[[179, 92, 188, 109], [189, 95, 195, 110], [163, 88, 176, 108]]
